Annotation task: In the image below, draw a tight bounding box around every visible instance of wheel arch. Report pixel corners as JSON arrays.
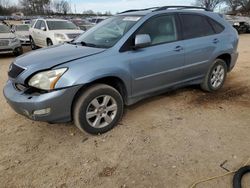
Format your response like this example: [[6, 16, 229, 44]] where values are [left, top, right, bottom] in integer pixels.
[[216, 53, 231, 72], [71, 76, 129, 120]]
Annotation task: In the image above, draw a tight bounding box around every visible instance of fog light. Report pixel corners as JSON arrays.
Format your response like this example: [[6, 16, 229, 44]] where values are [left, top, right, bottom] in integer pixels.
[[33, 108, 51, 115]]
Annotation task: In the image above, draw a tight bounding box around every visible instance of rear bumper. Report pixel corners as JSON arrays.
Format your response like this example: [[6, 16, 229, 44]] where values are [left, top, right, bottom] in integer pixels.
[[3, 80, 81, 123], [229, 51, 239, 71]]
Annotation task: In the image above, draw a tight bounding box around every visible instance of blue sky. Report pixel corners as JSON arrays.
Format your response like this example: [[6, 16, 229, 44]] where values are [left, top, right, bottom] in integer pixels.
[[11, 0, 195, 14], [69, 0, 194, 13]]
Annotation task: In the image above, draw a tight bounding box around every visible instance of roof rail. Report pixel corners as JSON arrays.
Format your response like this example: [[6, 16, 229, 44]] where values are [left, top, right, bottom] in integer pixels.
[[154, 6, 211, 12], [119, 7, 159, 14]]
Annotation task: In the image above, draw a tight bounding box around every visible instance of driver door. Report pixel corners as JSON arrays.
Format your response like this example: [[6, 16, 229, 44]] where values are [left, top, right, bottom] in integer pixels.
[[126, 14, 185, 96]]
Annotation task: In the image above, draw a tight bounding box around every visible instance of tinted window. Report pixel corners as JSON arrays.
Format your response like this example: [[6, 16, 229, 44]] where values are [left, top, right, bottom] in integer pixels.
[[34, 20, 42, 29], [137, 15, 178, 45], [40, 21, 46, 30], [208, 18, 224, 34], [181, 14, 215, 39]]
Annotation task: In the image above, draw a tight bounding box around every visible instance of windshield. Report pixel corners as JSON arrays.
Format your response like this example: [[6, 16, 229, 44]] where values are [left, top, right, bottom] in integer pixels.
[[0, 25, 10, 33], [47, 21, 78, 30], [74, 16, 141, 48], [16, 25, 29, 31]]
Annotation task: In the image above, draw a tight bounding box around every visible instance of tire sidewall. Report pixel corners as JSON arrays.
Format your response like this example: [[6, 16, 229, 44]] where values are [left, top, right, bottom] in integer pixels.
[[207, 59, 227, 91], [47, 39, 53, 46], [74, 86, 123, 135], [30, 37, 36, 50]]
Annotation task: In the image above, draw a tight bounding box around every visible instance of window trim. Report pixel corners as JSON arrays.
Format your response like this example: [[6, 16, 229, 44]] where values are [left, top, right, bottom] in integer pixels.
[[119, 13, 182, 52], [178, 13, 217, 40], [34, 20, 42, 29], [207, 17, 225, 34]]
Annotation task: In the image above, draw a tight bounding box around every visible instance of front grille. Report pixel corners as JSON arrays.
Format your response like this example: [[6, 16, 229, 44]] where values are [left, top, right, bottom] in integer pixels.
[[8, 64, 25, 78], [15, 83, 27, 91], [0, 39, 9, 46], [67, 33, 81, 39]]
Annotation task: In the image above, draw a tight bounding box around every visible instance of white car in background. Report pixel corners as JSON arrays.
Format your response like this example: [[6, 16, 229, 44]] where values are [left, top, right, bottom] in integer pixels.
[[12, 24, 30, 45], [29, 19, 84, 49], [0, 23, 23, 56]]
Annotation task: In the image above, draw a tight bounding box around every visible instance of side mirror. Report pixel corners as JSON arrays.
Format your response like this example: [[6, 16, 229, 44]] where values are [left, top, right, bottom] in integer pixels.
[[41, 27, 46, 31], [134, 34, 151, 49], [11, 29, 15, 33]]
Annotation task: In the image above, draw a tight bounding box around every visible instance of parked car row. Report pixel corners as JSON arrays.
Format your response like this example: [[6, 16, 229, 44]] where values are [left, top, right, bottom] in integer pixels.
[[0, 18, 91, 55], [225, 15, 250, 34]]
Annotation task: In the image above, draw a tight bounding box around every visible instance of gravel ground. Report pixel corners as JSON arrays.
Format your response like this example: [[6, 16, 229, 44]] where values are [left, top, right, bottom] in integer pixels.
[[0, 35, 250, 188]]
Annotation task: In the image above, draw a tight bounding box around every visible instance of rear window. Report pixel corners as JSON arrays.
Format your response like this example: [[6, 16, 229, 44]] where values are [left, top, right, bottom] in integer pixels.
[[208, 18, 225, 34], [16, 25, 29, 31], [47, 21, 78, 30], [180, 14, 215, 39]]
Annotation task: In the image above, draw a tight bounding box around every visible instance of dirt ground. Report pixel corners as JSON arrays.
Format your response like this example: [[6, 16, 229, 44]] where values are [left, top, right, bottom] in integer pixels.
[[0, 35, 250, 188]]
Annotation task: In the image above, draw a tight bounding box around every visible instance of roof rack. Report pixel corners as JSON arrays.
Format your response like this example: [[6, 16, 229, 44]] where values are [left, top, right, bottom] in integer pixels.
[[154, 6, 211, 12], [118, 6, 211, 15], [119, 7, 159, 14]]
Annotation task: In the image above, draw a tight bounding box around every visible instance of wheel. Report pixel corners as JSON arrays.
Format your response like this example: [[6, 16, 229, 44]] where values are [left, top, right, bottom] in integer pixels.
[[233, 166, 250, 188], [73, 84, 124, 135], [47, 39, 53, 46], [201, 59, 227, 92], [13, 47, 23, 56], [30, 37, 37, 50]]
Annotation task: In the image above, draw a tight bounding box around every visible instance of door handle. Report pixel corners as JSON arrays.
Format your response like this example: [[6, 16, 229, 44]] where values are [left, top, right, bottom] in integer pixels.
[[213, 38, 219, 44], [174, 46, 183, 52]]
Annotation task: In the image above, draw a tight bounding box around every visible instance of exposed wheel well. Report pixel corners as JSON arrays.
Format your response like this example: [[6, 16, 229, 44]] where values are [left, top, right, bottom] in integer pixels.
[[217, 54, 231, 71], [46, 38, 52, 44]]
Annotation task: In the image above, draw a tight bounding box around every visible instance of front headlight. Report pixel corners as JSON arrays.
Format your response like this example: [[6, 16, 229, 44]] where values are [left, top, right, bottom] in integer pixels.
[[11, 37, 19, 43], [28, 68, 67, 90], [54, 33, 66, 41], [233, 22, 240, 26]]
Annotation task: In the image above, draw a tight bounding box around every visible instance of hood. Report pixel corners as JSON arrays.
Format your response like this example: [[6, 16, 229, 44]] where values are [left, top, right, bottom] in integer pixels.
[[0, 32, 15, 39], [51, 30, 84, 34], [14, 43, 106, 72]]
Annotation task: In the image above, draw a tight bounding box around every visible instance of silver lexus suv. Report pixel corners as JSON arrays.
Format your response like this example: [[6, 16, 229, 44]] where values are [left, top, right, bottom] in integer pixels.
[[4, 6, 239, 134]]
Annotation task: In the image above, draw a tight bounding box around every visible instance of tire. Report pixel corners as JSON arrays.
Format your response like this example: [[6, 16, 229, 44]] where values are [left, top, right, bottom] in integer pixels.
[[47, 39, 53, 46], [73, 84, 124, 135], [13, 47, 23, 56], [233, 166, 250, 188], [201, 59, 227, 92], [30, 37, 37, 50]]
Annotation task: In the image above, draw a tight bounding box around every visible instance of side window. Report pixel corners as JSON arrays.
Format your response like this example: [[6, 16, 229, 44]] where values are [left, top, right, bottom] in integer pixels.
[[40, 21, 46, 30], [181, 14, 215, 39], [34, 20, 42, 29], [136, 15, 178, 45], [208, 18, 225, 34]]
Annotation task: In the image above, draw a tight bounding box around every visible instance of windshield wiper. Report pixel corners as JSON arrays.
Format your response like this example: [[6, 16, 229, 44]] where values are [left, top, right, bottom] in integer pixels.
[[68, 41, 107, 48]]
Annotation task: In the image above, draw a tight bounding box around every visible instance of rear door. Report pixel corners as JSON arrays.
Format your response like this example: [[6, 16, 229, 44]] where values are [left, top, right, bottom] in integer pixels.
[[179, 13, 221, 81]]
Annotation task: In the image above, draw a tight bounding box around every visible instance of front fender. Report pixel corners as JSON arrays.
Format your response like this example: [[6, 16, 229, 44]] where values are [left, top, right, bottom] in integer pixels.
[[56, 66, 132, 96]]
